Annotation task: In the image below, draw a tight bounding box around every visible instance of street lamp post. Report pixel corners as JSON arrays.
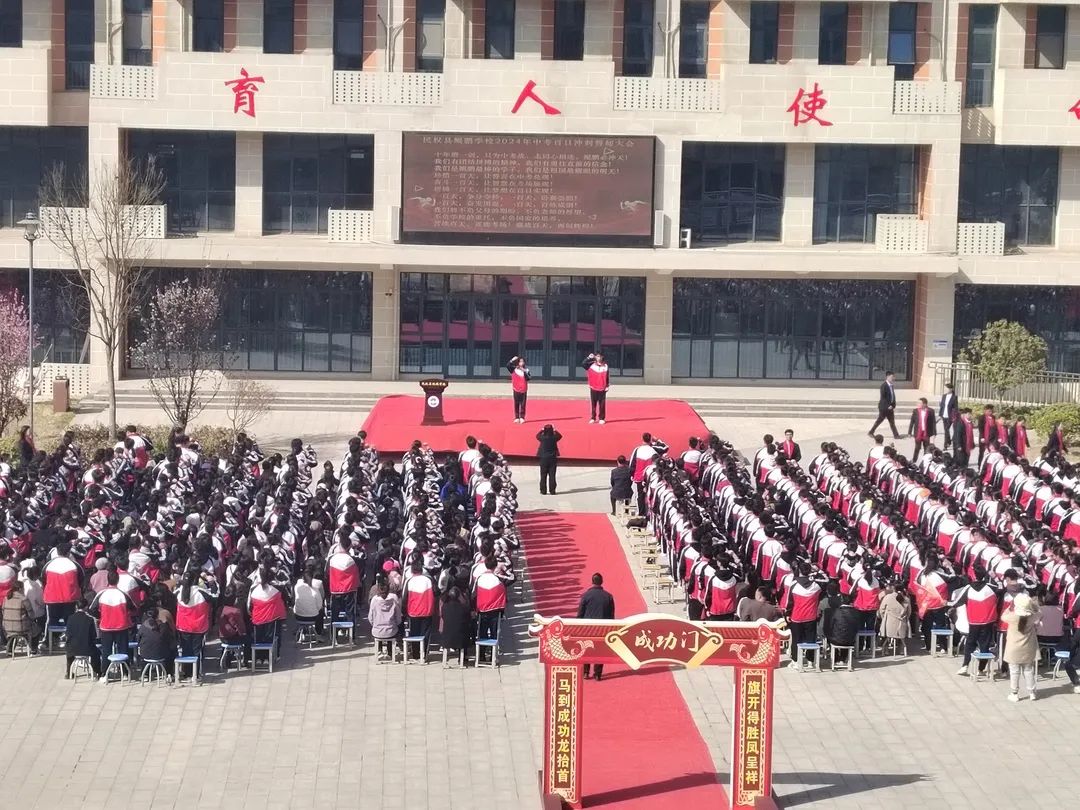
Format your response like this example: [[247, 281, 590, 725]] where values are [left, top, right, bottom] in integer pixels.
[[17, 212, 40, 440]]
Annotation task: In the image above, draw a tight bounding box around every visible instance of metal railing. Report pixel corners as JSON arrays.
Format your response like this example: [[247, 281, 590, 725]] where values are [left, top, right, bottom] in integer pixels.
[[929, 361, 1080, 406]]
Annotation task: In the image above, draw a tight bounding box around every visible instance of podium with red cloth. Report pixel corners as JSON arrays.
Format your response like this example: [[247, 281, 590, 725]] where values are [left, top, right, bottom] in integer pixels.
[[420, 378, 449, 425]]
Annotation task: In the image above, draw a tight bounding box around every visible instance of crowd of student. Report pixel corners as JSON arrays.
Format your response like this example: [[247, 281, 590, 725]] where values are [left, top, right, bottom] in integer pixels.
[[628, 426, 1080, 701], [0, 426, 518, 681]]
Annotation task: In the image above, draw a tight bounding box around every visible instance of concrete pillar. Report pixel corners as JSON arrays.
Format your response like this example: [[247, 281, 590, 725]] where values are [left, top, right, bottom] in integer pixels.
[[644, 273, 673, 384], [517, 0, 542, 59], [791, 2, 818, 61], [1057, 147, 1080, 250], [234, 132, 263, 237], [721, 0, 750, 66], [782, 143, 814, 247], [236, 0, 263, 49], [652, 0, 674, 77], [996, 4, 1025, 69], [658, 135, 681, 248], [306, 0, 335, 52], [926, 138, 959, 253], [373, 130, 401, 241], [585, 0, 615, 60], [371, 266, 399, 379], [913, 274, 956, 389], [445, 0, 467, 58]]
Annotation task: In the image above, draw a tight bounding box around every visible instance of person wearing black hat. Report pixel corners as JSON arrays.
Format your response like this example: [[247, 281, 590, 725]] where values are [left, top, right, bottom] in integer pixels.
[[535, 424, 562, 496]]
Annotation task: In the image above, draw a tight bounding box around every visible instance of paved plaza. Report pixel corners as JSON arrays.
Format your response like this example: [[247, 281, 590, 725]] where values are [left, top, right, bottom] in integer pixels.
[[1, 383, 1067, 808]]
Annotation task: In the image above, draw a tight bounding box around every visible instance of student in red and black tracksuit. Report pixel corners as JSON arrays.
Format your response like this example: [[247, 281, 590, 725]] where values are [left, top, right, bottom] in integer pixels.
[[402, 560, 437, 641], [784, 564, 825, 668], [248, 567, 288, 658], [472, 557, 508, 648], [629, 433, 659, 516], [950, 571, 1001, 676], [175, 570, 214, 666], [89, 570, 137, 679], [582, 353, 609, 424], [506, 356, 531, 423], [41, 542, 84, 628], [327, 535, 362, 623]]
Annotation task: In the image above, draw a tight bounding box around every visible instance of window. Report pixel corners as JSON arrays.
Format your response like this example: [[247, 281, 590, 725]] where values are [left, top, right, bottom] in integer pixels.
[[122, 0, 153, 65], [887, 2, 916, 80], [0, 270, 90, 364], [622, 0, 653, 76], [65, 0, 94, 90], [672, 279, 913, 380], [416, 0, 445, 71], [264, 0, 295, 54], [193, 0, 225, 52], [679, 1, 708, 77], [485, 0, 515, 59], [959, 145, 1059, 246], [1036, 5, 1066, 69], [263, 134, 374, 234], [749, 1, 779, 64], [955, 285, 1080, 373], [680, 143, 785, 244], [134, 269, 374, 373], [553, 0, 585, 60], [965, 5, 997, 107], [812, 145, 916, 244], [0, 0, 22, 48], [333, 0, 363, 69], [818, 2, 847, 65], [128, 131, 236, 234], [0, 126, 88, 229]]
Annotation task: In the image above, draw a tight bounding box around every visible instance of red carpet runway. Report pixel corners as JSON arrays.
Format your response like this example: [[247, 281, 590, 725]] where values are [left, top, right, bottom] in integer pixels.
[[519, 511, 730, 809], [360, 396, 708, 462]]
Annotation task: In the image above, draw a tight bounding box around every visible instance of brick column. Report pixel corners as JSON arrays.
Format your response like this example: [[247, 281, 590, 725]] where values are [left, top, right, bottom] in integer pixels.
[[363, 0, 380, 67], [295, 0, 308, 52], [470, 0, 486, 57], [777, 2, 794, 64], [791, 2, 817, 60], [371, 267, 399, 380], [402, 0, 417, 69], [845, 2, 862, 65], [914, 1, 931, 77], [644, 273, 673, 385], [224, 0, 238, 50], [1023, 5, 1037, 69], [540, 0, 554, 59], [954, 4, 968, 81], [782, 144, 814, 247], [706, 0, 722, 77], [152, 0, 167, 63], [612, 0, 624, 74], [913, 274, 956, 389], [234, 132, 264, 238], [50, 0, 65, 90]]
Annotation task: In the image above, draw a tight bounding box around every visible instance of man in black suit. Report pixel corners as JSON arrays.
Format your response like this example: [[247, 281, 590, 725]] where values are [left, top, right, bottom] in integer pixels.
[[577, 573, 615, 680], [535, 424, 562, 495], [907, 397, 937, 461], [939, 383, 959, 449], [780, 429, 802, 463], [868, 370, 901, 439], [952, 408, 975, 467]]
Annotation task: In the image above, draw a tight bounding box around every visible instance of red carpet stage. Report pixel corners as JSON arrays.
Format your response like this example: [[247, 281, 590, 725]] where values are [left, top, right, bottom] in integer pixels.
[[360, 396, 708, 462], [520, 511, 731, 809]]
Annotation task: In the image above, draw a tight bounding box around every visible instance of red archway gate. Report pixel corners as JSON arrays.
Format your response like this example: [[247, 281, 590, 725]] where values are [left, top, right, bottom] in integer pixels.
[[530, 614, 789, 809]]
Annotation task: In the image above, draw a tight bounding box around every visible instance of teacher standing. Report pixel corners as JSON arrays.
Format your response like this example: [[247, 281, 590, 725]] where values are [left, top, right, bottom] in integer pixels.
[[536, 424, 562, 496]]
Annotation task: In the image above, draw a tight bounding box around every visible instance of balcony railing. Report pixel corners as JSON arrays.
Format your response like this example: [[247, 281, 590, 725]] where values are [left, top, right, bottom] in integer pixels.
[[41, 205, 166, 240], [328, 209, 374, 243], [957, 222, 1005, 256], [89, 64, 157, 100], [930, 361, 1080, 407], [613, 77, 724, 112], [875, 214, 928, 254], [332, 71, 442, 106]]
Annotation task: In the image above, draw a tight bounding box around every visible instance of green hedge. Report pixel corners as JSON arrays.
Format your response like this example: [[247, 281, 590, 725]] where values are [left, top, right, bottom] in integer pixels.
[[68, 424, 238, 458], [1030, 403, 1080, 446]]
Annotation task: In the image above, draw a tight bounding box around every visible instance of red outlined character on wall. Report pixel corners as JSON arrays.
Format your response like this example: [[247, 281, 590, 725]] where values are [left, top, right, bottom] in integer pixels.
[[512, 80, 562, 115], [787, 82, 833, 127], [225, 68, 267, 118]]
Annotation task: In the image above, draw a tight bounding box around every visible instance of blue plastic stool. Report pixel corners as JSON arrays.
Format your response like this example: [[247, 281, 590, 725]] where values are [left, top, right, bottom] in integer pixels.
[[930, 627, 954, 657], [796, 642, 821, 672], [104, 653, 130, 684], [1052, 650, 1072, 680], [971, 650, 997, 682]]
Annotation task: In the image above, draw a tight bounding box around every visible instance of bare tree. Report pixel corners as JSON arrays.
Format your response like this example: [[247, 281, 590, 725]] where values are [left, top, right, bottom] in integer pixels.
[[39, 157, 166, 434], [223, 378, 278, 435], [129, 277, 225, 432]]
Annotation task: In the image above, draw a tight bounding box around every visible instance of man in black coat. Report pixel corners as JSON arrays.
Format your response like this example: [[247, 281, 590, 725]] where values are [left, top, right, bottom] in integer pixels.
[[65, 600, 101, 678], [609, 456, 633, 515], [535, 424, 562, 496], [907, 398, 937, 462], [939, 383, 959, 449], [868, 371, 901, 439], [577, 573, 615, 680]]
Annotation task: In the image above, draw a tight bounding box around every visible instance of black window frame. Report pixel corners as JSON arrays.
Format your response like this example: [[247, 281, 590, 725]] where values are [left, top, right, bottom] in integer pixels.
[[678, 0, 709, 77], [0, 125, 88, 230], [264, 0, 295, 55], [553, 0, 585, 60], [0, 269, 90, 365], [958, 144, 1059, 247], [193, 0, 225, 52], [262, 133, 374, 235], [333, 0, 364, 69], [749, 1, 779, 64], [128, 130, 237, 235], [887, 2, 916, 80], [621, 0, 653, 76], [818, 1, 848, 66], [64, 0, 95, 90], [812, 145, 917, 244], [122, 0, 153, 66], [680, 143, 785, 245], [1035, 5, 1066, 69], [964, 4, 998, 107], [485, 0, 515, 59], [416, 0, 445, 72], [0, 0, 22, 48]]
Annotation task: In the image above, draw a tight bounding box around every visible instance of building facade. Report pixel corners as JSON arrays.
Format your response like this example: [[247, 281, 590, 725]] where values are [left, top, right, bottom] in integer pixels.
[[0, 0, 1075, 389]]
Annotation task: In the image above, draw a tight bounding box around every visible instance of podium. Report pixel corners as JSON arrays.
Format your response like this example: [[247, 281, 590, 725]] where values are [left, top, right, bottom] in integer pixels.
[[420, 378, 449, 425]]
